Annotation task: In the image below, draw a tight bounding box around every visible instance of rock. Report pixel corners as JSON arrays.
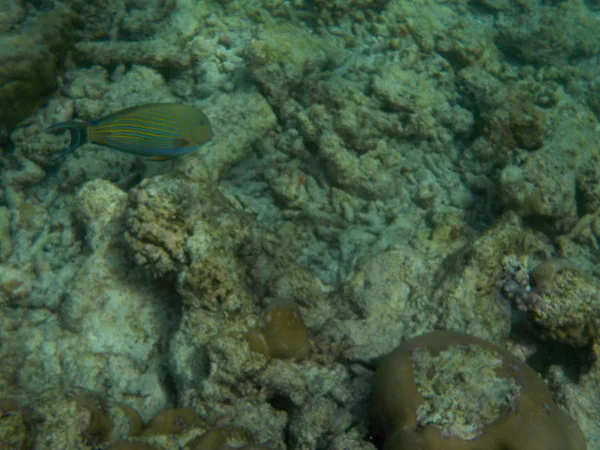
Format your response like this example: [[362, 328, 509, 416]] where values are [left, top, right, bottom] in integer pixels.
[[0, 6, 73, 137]]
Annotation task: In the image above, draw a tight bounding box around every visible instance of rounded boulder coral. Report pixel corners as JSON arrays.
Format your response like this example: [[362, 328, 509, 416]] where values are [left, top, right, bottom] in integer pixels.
[[371, 331, 586, 450]]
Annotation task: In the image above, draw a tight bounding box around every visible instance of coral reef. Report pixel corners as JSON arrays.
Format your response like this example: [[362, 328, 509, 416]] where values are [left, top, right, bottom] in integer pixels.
[[2, 0, 600, 448]]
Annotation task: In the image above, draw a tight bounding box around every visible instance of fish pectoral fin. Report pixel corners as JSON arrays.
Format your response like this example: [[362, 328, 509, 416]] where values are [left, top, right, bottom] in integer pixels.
[[174, 137, 192, 147]]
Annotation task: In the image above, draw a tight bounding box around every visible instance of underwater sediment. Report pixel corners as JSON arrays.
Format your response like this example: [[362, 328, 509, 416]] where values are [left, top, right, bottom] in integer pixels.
[[1, 0, 600, 449]]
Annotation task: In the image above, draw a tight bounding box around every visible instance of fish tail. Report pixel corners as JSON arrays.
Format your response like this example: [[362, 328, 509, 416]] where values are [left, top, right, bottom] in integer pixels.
[[46, 120, 89, 160]]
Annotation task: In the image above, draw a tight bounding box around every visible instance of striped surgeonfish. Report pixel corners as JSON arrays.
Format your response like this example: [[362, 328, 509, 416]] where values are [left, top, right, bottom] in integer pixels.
[[46, 103, 214, 161]]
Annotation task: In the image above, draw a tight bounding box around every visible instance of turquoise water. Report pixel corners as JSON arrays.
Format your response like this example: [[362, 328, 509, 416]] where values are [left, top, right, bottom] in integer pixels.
[[0, 1, 598, 449]]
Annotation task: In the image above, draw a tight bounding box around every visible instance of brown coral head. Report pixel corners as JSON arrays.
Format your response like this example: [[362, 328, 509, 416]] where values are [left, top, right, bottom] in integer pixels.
[[247, 300, 310, 360], [370, 331, 586, 450]]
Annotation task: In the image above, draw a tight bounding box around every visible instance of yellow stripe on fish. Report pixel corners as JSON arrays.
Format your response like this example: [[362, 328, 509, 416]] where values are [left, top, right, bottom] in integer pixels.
[[46, 103, 214, 161]]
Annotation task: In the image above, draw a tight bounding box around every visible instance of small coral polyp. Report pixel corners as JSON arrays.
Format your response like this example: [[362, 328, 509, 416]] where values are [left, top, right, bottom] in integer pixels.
[[371, 331, 587, 450]]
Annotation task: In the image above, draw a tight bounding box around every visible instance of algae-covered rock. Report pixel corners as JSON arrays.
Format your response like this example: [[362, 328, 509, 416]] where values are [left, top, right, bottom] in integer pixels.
[[125, 170, 264, 318], [0, 6, 73, 136], [495, 2, 600, 66], [67, 0, 175, 40], [74, 179, 128, 251], [201, 90, 277, 179], [13, 178, 172, 418], [0, 0, 24, 33], [289, 396, 351, 450], [125, 176, 189, 279], [478, 88, 544, 155], [496, 252, 600, 346], [557, 355, 600, 450], [0, 389, 148, 450], [332, 247, 436, 360], [311, 0, 389, 11], [0, 30, 57, 133], [0, 207, 12, 262], [245, 22, 342, 103], [74, 41, 191, 70], [330, 213, 539, 363], [0, 264, 34, 306], [106, 442, 160, 450], [29, 389, 113, 449], [499, 156, 576, 223], [462, 79, 598, 232], [576, 164, 600, 215], [432, 213, 553, 343], [524, 260, 600, 346], [0, 404, 28, 450]]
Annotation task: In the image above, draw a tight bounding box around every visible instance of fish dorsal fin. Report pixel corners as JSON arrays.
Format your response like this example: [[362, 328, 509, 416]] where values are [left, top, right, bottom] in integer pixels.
[[90, 103, 173, 125]]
